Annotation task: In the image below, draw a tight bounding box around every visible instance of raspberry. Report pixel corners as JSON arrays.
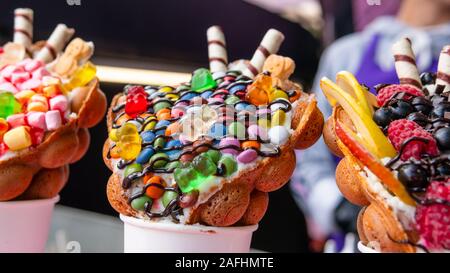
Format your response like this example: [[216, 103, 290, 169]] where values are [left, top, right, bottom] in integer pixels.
[[377, 84, 424, 106], [415, 181, 450, 250], [387, 119, 439, 161]]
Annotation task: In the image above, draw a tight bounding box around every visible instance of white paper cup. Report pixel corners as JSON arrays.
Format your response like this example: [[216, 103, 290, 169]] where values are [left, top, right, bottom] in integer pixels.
[[357, 241, 380, 253], [0, 196, 59, 253], [120, 214, 258, 253]]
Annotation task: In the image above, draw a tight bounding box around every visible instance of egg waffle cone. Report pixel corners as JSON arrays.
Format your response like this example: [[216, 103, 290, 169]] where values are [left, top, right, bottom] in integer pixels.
[[104, 89, 324, 227], [0, 78, 106, 201], [325, 106, 416, 253]]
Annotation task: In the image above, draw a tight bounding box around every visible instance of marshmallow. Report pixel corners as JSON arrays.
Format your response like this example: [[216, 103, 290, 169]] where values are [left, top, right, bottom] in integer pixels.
[[32, 67, 50, 79], [25, 59, 44, 72], [1, 65, 24, 80], [17, 58, 32, 68], [20, 78, 42, 90], [11, 71, 31, 84], [27, 94, 48, 112], [3, 126, 32, 151], [14, 89, 36, 104], [0, 82, 18, 93], [49, 95, 68, 112], [6, 113, 27, 128], [27, 111, 46, 130], [45, 110, 62, 131]]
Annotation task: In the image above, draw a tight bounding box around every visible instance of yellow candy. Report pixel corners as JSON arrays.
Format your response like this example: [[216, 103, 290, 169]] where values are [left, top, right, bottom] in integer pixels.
[[272, 110, 286, 126], [257, 118, 271, 128], [158, 86, 173, 93], [165, 93, 179, 101], [116, 123, 141, 160], [43, 85, 61, 98], [15, 90, 36, 104], [270, 89, 289, 102], [143, 116, 157, 131], [42, 76, 62, 86], [3, 126, 32, 151], [63, 62, 97, 91], [109, 129, 119, 142]]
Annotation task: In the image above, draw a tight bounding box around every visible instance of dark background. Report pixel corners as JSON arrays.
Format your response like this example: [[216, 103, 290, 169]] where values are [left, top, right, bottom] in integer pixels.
[[0, 0, 320, 252]]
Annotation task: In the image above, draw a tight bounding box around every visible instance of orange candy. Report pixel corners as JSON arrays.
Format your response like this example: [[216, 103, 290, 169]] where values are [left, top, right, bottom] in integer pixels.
[[241, 140, 260, 150], [42, 85, 61, 98], [165, 122, 181, 136], [115, 113, 131, 126], [144, 175, 165, 199], [289, 90, 302, 102], [156, 108, 171, 120], [109, 145, 120, 158], [245, 73, 272, 106]]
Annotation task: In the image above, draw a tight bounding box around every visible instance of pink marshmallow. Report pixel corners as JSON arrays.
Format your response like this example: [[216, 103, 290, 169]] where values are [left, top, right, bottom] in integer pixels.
[[20, 78, 42, 91], [17, 58, 33, 69], [26, 60, 44, 73], [45, 110, 62, 131], [32, 68, 51, 80], [0, 82, 18, 93], [27, 112, 47, 130], [1, 65, 24, 80], [49, 95, 69, 112], [7, 113, 27, 128], [11, 71, 31, 85], [0, 76, 6, 84]]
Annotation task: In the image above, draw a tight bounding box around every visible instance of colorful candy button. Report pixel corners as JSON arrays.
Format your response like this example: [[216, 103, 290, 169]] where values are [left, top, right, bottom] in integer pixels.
[[228, 121, 246, 139], [272, 109, 286, 126], [144, 176, 165, 199], [162, 191, 179, 208], [136, 147, 155, 164], [124, 163, 143, 177], [237, 149, 258, 163], [131, 196, 152, 211], [149, 152, 169, 168], [219, 137, 240, 156]]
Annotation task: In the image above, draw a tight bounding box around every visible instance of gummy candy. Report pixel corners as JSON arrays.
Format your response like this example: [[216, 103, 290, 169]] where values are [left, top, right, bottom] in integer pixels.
[[125, 86, 147, 118], [191, 68, 217, 92], [174, 164, 200, 193], [204, 149, 221, 163], [63, 62, 97, 92], [245, 73, 273, 106], [116, 123, 142, 161], [192, 154, 217, 177], [0, 92, 21, 119]]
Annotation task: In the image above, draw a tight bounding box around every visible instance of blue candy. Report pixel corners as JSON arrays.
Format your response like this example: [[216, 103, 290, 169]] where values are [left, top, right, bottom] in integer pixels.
[[136, 147, 155, 164], [229, 84, 247, 95], [209, 123, 227, 139], [140, 131, 155, 143], [166, 150, 182, 160], [166, 139, 182, 149], [200, 90, 213, 99], [235, 101, 251, 112], [180, 92, 199, 101], [155, 120, 171, 129]]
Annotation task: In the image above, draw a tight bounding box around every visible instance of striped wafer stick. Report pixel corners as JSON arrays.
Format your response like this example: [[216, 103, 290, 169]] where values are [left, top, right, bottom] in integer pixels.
[[207, 26, 228, 73], [13, 8, 33, 49], [35, 24, 75, 63], [437, 45, 450, 93], [243, 29, 285, 78], [392, 38, 422, 89]]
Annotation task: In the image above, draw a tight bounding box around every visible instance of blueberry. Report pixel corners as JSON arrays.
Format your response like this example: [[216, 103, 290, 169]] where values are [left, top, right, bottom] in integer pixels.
[[411, 96, 432, 115], [420, 72, 436, 86], [406, 112, 429, 128], [373, 107, 394, 127], [390, 100, 414, 119], [436, 162, 450, 176], [434, 127, 450, 151], [397, 164, 429, 190], [431, 103, 450, 118]]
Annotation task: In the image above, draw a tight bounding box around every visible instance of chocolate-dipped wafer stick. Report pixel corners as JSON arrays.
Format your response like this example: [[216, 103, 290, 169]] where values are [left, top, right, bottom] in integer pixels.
[[392, 38, 422, 89], [437, 45, 450, 93], [35, 24, 75, 63], [13, 8, 33, 49], [207, 26, 228, 73], [243, 29, 285, 78]]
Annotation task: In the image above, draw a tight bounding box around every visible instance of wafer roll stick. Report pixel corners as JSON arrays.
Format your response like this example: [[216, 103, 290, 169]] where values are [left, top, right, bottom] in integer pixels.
[[392, 38, 422, 89], [437, 45, 450, 93], [13, 8, 33, 49], [207, 26, 228, 73], [243, 29, 285, 78], [35, 24, 75, 63]]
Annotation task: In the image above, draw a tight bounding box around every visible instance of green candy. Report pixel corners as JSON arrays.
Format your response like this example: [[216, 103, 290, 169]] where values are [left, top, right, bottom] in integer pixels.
[[153, 137, 166, 149], [124, 163, 142, 177], [228, 122, 246, 139], [192, 154, 216, 177], [204, 150, 221, 164], [131, 196, 152, 211], [149, 153, 169, 168], [0, 92, 21, 119], [166, 161, 181, 171], [162, 191, 179, 208], [218, 155, 237, 177], [153, 101, 172, 113], [191, 68, 217, 92], [225, 95, 240, 105], [174, 165, 200, 193]]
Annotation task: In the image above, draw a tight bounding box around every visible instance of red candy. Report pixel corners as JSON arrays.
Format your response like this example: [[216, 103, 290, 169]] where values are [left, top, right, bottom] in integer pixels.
[[0, 142, 8, 156], [125, 86, 147, 118]]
